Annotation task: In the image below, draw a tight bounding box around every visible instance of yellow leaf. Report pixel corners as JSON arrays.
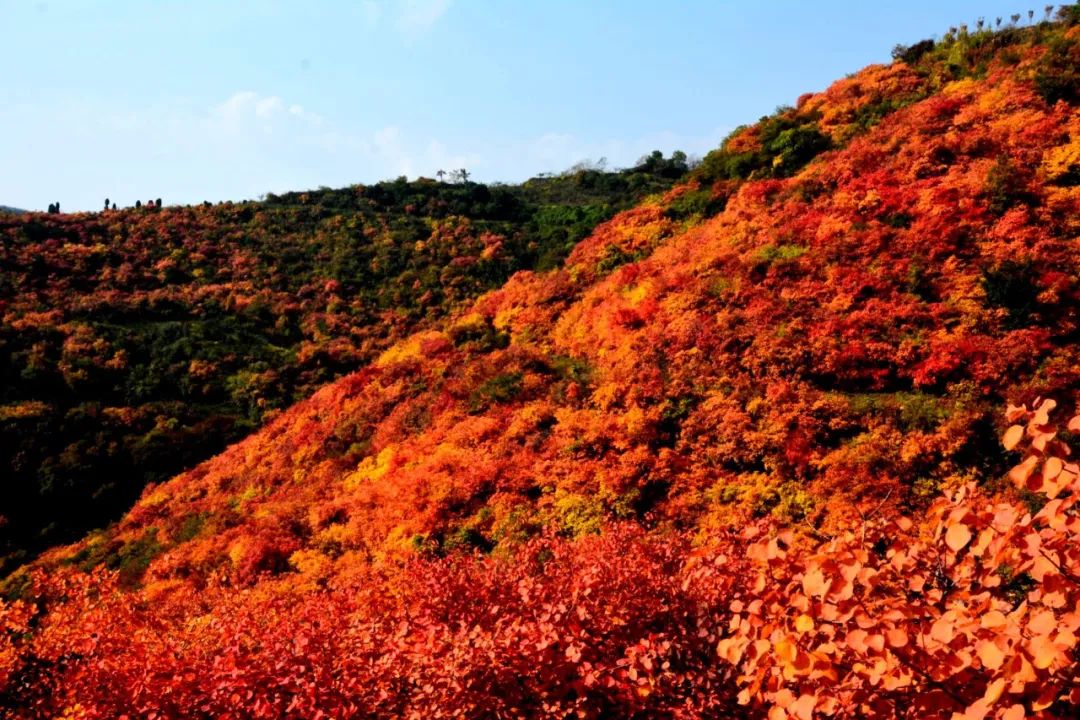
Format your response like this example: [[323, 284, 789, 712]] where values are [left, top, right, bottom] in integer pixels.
[[775, 638, 798, 663], [795, 614, 814, 634]]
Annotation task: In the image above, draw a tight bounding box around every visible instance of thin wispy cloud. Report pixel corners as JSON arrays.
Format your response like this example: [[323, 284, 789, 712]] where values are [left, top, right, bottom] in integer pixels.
[[350, 0, 451, 36], [213, 91, 323, 131], [396, 0, 452, 35]]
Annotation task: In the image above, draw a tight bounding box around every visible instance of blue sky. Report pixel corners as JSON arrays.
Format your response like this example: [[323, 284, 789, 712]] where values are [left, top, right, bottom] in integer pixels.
[[0, 0, 1041, 211]]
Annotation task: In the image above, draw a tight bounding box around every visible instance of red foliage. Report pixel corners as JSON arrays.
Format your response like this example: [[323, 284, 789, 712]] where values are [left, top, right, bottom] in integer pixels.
[[5, 401, 1080, 718]]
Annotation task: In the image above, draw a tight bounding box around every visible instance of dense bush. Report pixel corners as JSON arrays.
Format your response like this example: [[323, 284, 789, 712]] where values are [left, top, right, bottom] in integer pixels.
[[4, 402, 1080, 718], [693, 114, 831, 185]]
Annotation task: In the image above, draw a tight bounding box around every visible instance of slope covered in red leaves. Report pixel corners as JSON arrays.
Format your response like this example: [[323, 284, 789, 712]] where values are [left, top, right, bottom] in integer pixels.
[[3, 12, 1080, 719], [0, 163, 684, 571]]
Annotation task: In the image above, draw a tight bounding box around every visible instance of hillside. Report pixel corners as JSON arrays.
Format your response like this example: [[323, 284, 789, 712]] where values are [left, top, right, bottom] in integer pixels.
[[0, 163, 683, 571], [3, 10, 1080, 719], [0, 206, 25, 215]]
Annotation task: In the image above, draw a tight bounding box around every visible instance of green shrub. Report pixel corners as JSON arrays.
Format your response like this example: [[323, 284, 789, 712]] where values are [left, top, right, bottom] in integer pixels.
[[468, 372, 524, 414], [982, 261, 1039, 325]]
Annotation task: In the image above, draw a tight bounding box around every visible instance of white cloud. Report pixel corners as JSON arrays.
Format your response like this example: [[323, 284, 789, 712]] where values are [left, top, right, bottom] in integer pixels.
[[254, 96, 283, 118], [345, 0, 452, 36], [210, 91, 324, 138], [215, 90, 259, 123]]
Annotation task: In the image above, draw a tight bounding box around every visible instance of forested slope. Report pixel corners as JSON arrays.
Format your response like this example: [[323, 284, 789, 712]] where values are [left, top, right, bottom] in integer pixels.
[[0, 162, 683, 571], [2, 9, 1080, 719]]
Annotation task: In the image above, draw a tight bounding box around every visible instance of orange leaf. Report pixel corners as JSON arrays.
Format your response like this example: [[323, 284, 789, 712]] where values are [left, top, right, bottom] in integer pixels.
[[791, 693, 816, 720], [930, 616, 955, 644], [845, 628, 869, 653], [1031, 429, 1056, 453], [1028, 609, 1056, 636], [1002, 424, 1025, 451], [1030, 554, 1058, 582], [1005, 404, 1027, 422], [1008, 456, 1039, 487], [983, 677, 1005, 705], [945, 523, 972, 552], [801, 566, 828, 599], [962, 699, 989, 720], [768, 706, 788, 720], [977, 640, 1005, 670], [1032, 683, 1058, 711], [886, 627, 909, 648], [1028, 634, 1057, 670], [717, 637, 744, 664], [1032, 398, 1057, 426], [1001, 705, 1025, 720]]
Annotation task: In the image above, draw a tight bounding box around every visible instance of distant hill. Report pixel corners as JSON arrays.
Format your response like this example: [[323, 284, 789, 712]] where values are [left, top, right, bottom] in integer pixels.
[[0, 205, 25, 215]]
